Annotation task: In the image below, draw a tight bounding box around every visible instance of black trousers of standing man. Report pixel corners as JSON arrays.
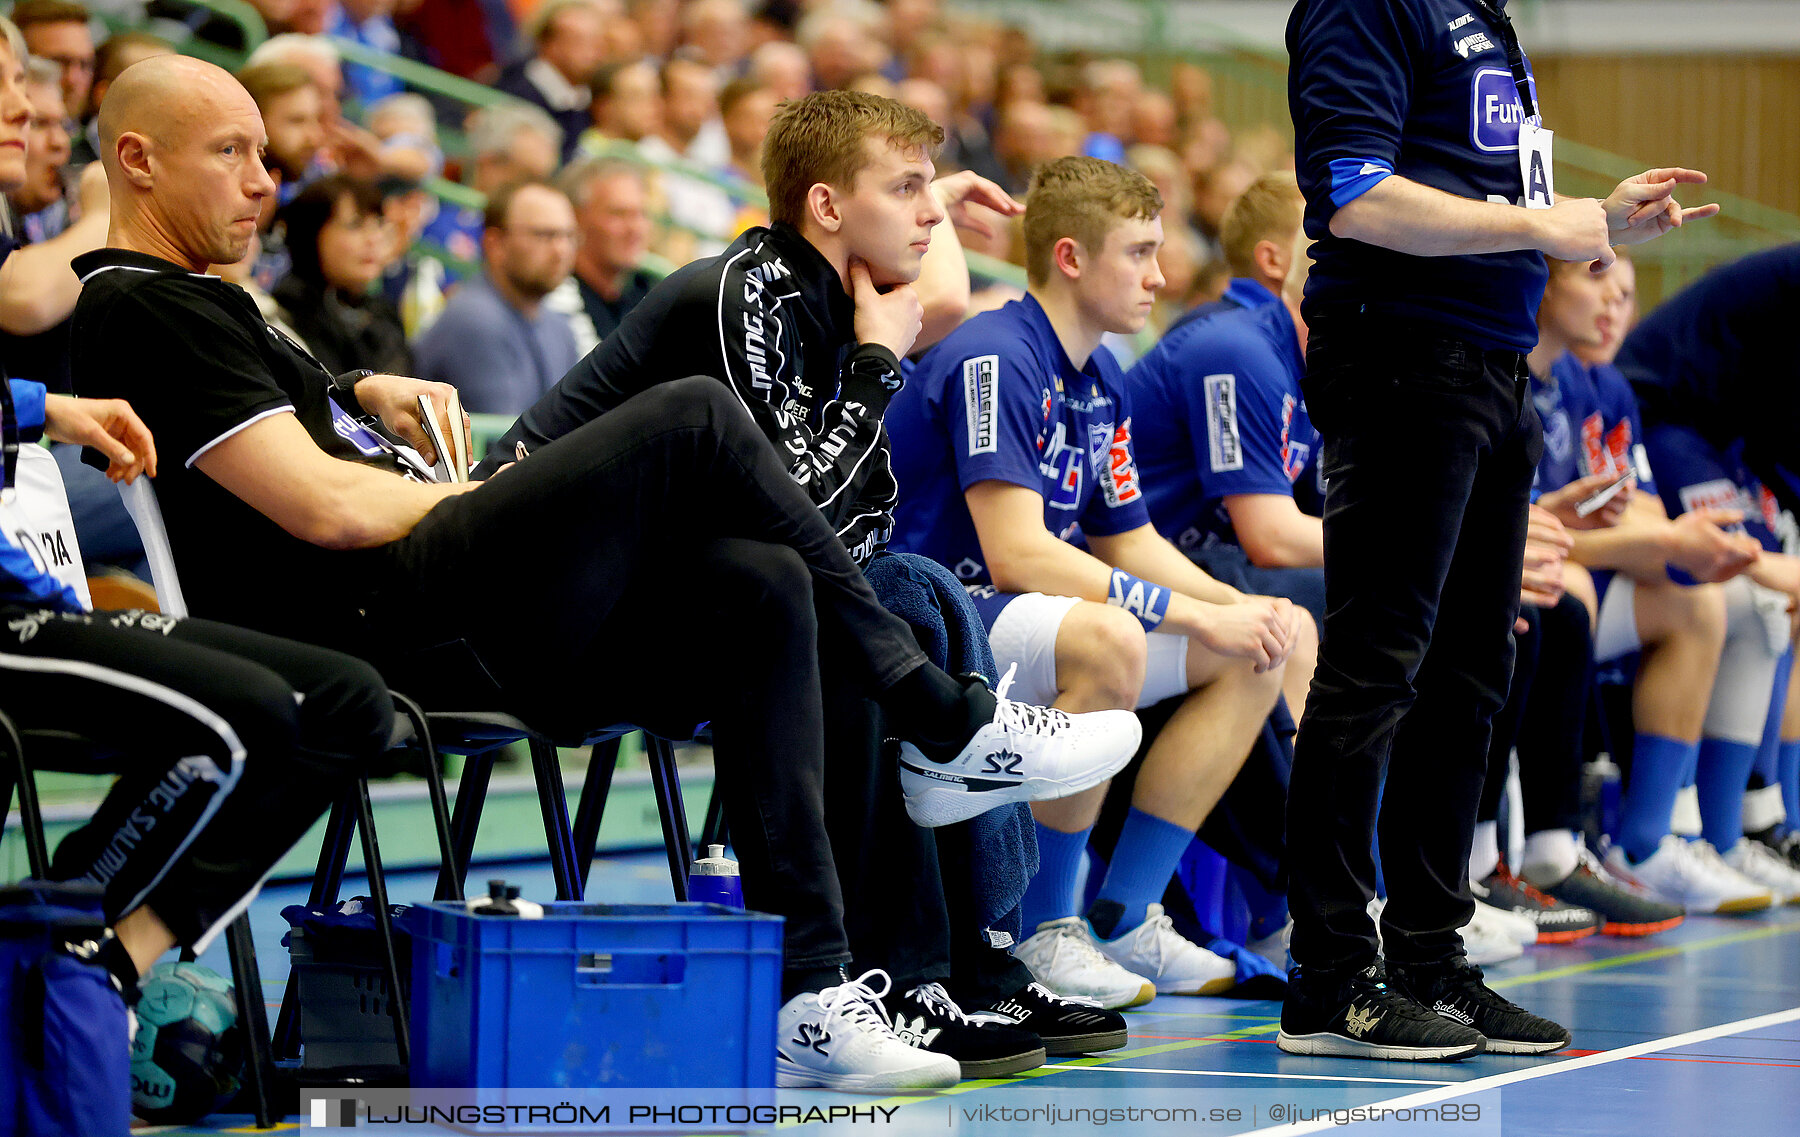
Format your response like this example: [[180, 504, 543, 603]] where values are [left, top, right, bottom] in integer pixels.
[[1285, 313, 1543, 973]]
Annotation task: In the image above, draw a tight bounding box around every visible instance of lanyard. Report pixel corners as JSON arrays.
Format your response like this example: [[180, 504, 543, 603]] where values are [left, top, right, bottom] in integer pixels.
[[1469, 0, 1539, 122]]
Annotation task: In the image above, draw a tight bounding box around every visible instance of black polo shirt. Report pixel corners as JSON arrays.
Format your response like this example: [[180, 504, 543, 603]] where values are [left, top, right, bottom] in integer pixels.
[[69, 248, 401, 647]]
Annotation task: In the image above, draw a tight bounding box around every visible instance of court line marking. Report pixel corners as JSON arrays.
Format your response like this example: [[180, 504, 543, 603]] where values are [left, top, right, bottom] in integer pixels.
[[1238, 1004, 1800, 1135], [1049, 1064, 1452, 1085], [810, 914, 1800, 1123], [1487, 919, 1800, 989]]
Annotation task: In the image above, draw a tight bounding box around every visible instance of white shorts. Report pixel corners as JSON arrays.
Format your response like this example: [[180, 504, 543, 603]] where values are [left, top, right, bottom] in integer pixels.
[[1593, 575, 1641, 663], [984, 592, 1191, 709]]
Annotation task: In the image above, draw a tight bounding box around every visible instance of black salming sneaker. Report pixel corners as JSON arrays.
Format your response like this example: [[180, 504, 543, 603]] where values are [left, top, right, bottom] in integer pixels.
[[1388, 957, 1570, 1056], [1277, 961, 1486, 1061], [883, 982, 1046, 1078], [966, 980, 1130, 1056]]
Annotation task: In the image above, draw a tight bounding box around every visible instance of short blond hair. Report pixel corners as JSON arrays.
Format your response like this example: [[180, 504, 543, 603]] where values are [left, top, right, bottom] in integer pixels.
[[762, 90, 943, 227], [1022, 156, 1163, 287], [1218, 170, 1301, 278]]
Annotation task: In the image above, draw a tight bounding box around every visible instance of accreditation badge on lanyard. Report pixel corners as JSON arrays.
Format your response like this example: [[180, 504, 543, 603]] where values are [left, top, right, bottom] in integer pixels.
[[1518, 119, 1555, 209], [1472, 0, 1555, 209]]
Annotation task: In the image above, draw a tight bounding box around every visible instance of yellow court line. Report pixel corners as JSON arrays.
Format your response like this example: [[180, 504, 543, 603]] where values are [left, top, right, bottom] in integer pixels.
[[853, 916, 1800, 1126], [1489, 919, 1800, 989]]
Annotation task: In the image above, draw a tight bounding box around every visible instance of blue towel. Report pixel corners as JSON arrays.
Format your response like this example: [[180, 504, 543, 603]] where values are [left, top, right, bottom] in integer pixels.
[[863, 552, 1038, 943]]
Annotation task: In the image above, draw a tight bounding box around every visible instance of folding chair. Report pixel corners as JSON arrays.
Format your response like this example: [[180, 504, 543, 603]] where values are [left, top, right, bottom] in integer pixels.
[[115, 480, 708, 1067]]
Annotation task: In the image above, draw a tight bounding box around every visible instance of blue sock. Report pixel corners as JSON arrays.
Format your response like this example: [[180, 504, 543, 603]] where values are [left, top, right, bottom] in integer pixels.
[[1093, 807, 1195, 937], [1618, 734, 1699, 863], [1696, 738, 1759, 851], [1750, 652, 1791, 789], [1021, 821, 1092, 932], [1782, 741, 1800, 831]]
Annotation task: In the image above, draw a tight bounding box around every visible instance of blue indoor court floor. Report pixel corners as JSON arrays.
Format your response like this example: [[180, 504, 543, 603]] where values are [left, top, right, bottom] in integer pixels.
[[149, 852, 1800, 1137]]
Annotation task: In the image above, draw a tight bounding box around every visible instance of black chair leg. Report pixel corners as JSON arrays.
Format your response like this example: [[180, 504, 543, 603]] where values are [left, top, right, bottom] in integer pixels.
[[226, 914, 277, 1128], [572, 738, 622, 893], [272, 794, 358, 1061], [440, 750, 497, 902], [350, 778, 410, 1067], [529, 736, 580, 901], [698, 779, 728, 853], [645, 735, 690, 901], [0, 710, 49, 878], [389, 692, 462, 902]]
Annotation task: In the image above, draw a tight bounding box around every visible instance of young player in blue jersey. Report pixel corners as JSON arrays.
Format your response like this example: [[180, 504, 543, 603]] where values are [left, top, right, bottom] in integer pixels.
[[1617, 245, 1800, 872], [888, 156, 1314, 1006], [1526, 256, 1800, 910], [1130, 222, 1325, 633], [1160, 172, 1301, 338]]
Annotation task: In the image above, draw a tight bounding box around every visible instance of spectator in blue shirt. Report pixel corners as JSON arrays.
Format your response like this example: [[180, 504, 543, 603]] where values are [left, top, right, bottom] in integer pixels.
[[1281, 0, 1716, 1061], [412, 180, 581, 414], [329, 0, 406, 106]]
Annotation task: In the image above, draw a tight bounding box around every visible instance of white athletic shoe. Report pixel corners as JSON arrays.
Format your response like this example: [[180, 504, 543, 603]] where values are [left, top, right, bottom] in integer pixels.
[[898, 664, 1141, 827], [775, 970, 961, 1090], [1245, 919, 1292, 971], [1720, 838, 1800, 906], [1457, 902, 1525, 966], [1604, 835, 1774, 915], [1014, 917, 1156, 1010], [1466, 887, 1539, 947], [1093, 904, 1237, 996]]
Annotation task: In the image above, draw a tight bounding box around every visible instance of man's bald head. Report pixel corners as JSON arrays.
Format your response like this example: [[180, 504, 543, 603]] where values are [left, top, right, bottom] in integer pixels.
[[99, 54, 253, 168], [99, 54, 276, 272]]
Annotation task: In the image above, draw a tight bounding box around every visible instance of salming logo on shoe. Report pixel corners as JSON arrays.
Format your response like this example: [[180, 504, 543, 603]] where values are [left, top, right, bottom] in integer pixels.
[[1344, 1004, 1383, 1037], [982, 750, 1023, 775], [792, 1023, 832, 1055], [986, 999, 1031, 1024], [891, 1015, 943, 1048], [1432, 1001, 1475, 1026]]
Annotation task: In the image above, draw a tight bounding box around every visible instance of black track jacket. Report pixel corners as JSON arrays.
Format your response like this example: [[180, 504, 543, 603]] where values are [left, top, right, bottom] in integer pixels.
[[479, 222, 904, 564]]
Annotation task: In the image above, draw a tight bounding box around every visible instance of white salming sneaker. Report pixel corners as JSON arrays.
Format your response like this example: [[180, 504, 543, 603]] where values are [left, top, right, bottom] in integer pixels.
[[1092, 904, 1237, 996], [775, 970, 960, 1090], [1014, 917, 1155, 1010], [898, 665, 1141, 827]]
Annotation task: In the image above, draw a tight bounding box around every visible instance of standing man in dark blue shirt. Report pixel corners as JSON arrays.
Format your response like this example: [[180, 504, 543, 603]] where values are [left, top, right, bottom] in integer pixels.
[[1281, 0, 1718, 1061]]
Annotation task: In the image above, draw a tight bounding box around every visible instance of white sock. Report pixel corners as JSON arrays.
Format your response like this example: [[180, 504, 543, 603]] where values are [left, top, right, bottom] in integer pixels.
[[1671, 785, 1703, 838], [1743, 784, 1787, 833], [1470, 820, 1501, 881], [1520, 829, 1579, 885]]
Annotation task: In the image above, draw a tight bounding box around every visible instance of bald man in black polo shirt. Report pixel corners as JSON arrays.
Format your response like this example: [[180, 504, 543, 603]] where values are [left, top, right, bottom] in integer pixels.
[[69, 55, 1138, 1088]]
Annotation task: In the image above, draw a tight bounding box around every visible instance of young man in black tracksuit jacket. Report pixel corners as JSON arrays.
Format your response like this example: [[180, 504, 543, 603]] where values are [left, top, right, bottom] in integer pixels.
[[479, 91, 1142, 1074]]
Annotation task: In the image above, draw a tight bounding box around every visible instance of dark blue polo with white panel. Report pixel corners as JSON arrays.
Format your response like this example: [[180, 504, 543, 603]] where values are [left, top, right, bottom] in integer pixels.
[[1288, 0, 1548, 350]]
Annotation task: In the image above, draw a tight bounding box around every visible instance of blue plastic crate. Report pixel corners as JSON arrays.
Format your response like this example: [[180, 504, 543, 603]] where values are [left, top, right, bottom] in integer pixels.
[[402, 902, 783, 1088]]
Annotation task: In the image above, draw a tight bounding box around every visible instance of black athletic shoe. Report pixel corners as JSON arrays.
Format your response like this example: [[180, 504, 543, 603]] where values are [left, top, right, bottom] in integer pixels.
[[1749, 826, 1800, 872], [1277, 961, 1485, 1061], [967, 981, 1129, 1055], [1388, 957, 1570, 1056], [1525, 851, 1684, 937], [883, 982, 1046, 1078]]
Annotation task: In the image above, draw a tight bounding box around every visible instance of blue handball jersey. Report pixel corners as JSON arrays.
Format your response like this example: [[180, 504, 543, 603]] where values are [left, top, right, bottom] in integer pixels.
[[887, 294, 1151, 584], [1129, 301, 1319, 552], [1531, 352, 1656, 496]]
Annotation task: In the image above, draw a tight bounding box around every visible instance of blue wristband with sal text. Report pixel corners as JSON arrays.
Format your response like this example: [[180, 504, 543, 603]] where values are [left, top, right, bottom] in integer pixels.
[[1107, 568, 1171, 632]]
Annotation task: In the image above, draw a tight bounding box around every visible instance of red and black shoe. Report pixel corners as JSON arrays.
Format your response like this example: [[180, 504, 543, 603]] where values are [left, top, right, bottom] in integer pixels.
[[1478, 863, 1599, 943]]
